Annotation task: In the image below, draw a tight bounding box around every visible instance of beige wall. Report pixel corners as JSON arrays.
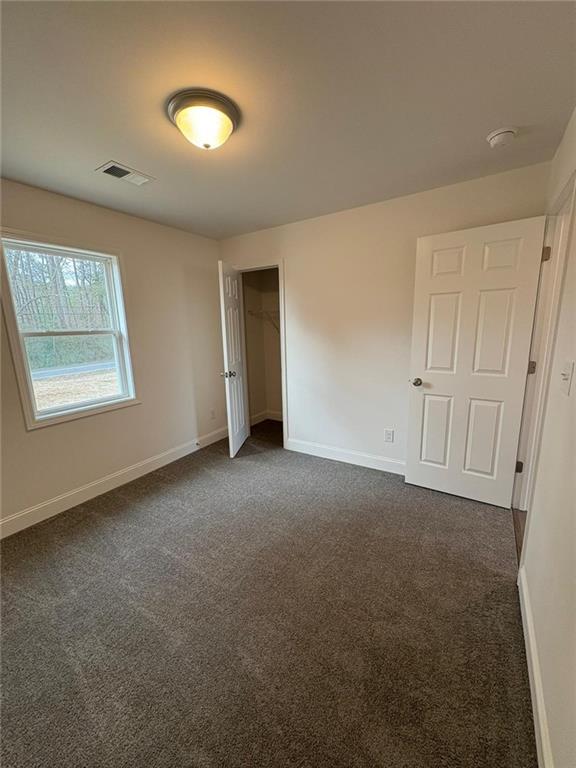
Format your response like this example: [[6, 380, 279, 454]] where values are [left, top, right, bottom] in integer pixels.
[[548, 106, 576, 208], [242, 269, 281, 421], [1, 180, 226, 525], [521, 107, 576, 768], [222, 163, 549, 470]]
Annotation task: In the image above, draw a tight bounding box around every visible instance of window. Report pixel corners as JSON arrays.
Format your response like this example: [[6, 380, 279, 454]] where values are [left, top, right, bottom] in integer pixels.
[[1, 236, 136, 428]]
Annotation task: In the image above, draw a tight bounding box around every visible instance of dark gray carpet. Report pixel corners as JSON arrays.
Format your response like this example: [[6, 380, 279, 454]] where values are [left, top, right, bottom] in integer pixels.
[[1, 421, 536, 768]]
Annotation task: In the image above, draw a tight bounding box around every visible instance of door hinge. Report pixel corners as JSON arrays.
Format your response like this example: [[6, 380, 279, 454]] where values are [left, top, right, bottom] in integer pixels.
[[528, 360, 537, 374], [516, 460, 524, 474], [542, 246, 551, 262]]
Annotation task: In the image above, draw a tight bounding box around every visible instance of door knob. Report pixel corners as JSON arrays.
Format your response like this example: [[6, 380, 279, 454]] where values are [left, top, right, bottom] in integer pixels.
[[411, 377, 423, 387]]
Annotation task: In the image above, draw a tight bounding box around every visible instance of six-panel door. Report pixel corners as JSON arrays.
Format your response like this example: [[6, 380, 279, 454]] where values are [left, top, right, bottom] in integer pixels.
[[218, 261, 250, 457], [405, 217, 546, 507]]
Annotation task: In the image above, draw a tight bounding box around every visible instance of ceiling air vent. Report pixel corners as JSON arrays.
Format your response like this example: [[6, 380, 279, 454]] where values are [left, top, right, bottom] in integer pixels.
[[95, 161, 154, 187]]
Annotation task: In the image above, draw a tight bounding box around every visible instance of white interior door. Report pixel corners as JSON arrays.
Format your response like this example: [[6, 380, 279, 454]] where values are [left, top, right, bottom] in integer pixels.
[[406, 217, 546, 507], [218, 261, 250, 457]]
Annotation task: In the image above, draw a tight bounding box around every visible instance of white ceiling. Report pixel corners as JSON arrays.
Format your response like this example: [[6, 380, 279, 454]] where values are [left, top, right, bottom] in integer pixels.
[[2, 2, 575, 239]]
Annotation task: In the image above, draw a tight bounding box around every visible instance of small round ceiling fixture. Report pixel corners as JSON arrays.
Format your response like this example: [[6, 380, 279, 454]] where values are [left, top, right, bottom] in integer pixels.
[[167, 88, 240, 150], [486, 127, 518, 149]]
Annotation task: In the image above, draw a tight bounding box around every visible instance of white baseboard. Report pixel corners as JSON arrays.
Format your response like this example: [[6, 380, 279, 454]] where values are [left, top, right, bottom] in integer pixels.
[[0, 426, 228, 539], [250, 410, 283, 425], [250, 410, 268, 425], [285, 437, 405, 476], [518, 566, 554, 768]]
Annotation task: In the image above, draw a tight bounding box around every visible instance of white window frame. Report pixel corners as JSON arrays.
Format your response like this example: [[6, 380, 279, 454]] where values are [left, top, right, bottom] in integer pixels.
[[1, 231, 138, 429]]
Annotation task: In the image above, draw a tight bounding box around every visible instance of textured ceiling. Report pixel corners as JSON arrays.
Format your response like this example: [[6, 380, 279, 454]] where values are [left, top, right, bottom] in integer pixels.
[[2, 1, 575, 239]]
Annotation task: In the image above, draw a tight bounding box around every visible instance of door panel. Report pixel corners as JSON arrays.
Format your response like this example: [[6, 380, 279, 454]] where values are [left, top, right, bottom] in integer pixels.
[[431, 246, 465, 277], [482, 238, 520, 271], [406, 217, 546, 507], [420, 394, 453, 466], [463, 399, 503, 476], [218, 261, 250, 457], [473, 289, 515, 375], [426, 292, 461, 372]]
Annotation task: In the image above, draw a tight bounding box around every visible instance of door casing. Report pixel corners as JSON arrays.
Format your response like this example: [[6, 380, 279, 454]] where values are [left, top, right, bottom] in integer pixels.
[[221, 259, 288, 450], [513, 177, 576, 512]]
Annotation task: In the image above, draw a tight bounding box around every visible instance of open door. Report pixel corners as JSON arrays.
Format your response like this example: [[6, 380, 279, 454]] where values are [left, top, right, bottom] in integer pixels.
[[218, 261, 250, 457], [405, 217, 546, 508]]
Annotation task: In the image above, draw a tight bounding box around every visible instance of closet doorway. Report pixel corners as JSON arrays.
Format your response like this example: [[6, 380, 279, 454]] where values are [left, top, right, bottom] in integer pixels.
[[218, 261, 286, 457], [242, 268, 283, 433]]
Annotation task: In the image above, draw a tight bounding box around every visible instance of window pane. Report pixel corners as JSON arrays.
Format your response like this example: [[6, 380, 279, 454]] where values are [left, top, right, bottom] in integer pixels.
[[24, 334, 123, 412], [4, 247, 113, 331]]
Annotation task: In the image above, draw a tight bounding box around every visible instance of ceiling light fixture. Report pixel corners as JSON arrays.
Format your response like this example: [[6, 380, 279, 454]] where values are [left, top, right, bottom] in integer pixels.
[[166, 88, 240, 150], [486, 127, 518, 149]]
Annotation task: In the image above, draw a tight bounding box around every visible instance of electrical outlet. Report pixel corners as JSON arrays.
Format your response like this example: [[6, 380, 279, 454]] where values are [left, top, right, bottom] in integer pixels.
[[384, 428, 394, 443], [210, 408, 216, 420]]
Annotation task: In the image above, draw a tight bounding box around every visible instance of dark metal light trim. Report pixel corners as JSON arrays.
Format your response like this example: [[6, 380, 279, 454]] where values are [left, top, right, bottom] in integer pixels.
[[166, 88, 241, 131]]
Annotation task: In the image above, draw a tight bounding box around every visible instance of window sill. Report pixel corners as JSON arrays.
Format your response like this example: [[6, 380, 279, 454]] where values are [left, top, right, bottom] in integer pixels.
[[25, 396, 141, 431]]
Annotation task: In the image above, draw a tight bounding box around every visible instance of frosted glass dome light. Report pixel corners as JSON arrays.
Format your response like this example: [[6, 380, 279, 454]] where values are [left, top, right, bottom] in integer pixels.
[[167, 89, 240, 151]]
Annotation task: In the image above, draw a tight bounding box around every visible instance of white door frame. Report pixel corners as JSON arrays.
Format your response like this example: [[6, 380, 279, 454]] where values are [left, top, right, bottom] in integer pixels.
[[513, 173, 576, 512], [232, 259, 288, 448]]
